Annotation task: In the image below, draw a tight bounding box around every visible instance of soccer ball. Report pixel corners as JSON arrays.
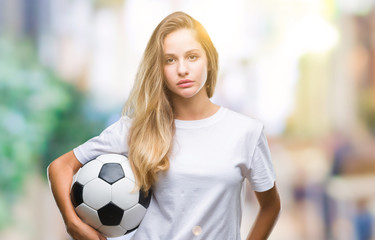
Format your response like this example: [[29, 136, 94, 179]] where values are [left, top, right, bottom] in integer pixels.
[[70, 154, 151, 238]]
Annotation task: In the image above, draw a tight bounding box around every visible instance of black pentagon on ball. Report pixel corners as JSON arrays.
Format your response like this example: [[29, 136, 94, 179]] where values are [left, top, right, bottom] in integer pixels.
[[98, 202, 124, 226], [71, 182, 84, 207], [99, 163, 125, 184], [139, 189, 152, 208]]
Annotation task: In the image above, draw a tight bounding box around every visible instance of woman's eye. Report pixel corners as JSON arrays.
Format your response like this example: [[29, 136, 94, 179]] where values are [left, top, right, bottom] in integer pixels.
[[188, 55, 198, 60], [166, 58, 175, 64]]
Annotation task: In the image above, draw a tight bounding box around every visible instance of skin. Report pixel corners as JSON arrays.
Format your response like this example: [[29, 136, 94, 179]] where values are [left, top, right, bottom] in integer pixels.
[[48, 27, 280, 240], [247, 186, 281, 240], [163, 28, 281, 240]]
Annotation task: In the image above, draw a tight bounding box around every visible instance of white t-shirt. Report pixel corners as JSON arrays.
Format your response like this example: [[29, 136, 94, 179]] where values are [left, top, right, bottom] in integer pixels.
[[73, 107, 276, 240]]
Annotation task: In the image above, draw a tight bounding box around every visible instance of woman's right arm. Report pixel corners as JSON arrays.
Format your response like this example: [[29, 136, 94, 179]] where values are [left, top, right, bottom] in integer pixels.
[[47, 150, 106, 240]]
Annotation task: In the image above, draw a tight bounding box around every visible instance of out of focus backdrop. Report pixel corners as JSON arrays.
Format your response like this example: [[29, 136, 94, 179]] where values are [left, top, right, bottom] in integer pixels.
[[1, 0, 375, 239]]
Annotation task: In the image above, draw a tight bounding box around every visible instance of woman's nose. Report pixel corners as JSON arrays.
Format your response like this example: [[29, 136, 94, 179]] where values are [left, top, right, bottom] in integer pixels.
[[177, 61, 188, 77]]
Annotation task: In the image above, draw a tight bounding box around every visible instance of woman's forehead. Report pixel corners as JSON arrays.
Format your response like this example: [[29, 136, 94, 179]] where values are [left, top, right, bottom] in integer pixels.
[[163, 29, 203, 53]]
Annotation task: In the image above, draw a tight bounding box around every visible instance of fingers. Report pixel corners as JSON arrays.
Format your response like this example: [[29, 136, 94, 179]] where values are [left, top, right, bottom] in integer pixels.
[[67, 219, 106, 240]]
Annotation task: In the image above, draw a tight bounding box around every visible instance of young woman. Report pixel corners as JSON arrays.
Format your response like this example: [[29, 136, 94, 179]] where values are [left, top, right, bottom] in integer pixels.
[[48, 11, 280, 240]]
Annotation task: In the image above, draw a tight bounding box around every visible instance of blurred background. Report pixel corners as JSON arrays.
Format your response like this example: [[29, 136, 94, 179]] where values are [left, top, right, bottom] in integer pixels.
[[1, 0, 375, 239]]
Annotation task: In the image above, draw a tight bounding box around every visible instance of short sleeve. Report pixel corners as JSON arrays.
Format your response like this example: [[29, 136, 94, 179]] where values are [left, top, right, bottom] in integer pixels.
[[73, 116, 131, 165], [247, 128, 276, 192]]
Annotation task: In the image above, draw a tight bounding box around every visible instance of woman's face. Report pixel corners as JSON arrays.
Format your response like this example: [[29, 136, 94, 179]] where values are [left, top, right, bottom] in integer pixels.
[[163, 28, 208, 100]]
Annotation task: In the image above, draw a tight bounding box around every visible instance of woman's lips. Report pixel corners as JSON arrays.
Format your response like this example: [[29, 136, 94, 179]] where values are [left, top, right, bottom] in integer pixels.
[[177, 79, 194, 88]]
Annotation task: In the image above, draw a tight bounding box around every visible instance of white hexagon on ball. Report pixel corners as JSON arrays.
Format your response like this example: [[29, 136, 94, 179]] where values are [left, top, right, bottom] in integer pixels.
[[121, 160, 135, 182], [121, 204, 147, 230], [76, 160, 103, 185], [112, 178, 138, 210], [83, 178, 111, 210], [75, 203, 102, 229], [98, 225, 127, 238]]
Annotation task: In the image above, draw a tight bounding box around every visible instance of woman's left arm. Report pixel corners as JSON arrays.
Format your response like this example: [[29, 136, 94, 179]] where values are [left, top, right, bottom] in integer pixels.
[[246, 184, 281, 240]]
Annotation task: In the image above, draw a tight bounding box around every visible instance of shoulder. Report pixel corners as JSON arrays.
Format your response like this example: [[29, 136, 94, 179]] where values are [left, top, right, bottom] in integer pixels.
[[120, 115, 133, 126], [101, 115, 133, 135], [220, 108, 266, 156], [222, 107, 263, 133]]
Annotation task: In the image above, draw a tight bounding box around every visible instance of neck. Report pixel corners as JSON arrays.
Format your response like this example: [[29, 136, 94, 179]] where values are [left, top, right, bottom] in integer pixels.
[[171, 92, 220, 120]]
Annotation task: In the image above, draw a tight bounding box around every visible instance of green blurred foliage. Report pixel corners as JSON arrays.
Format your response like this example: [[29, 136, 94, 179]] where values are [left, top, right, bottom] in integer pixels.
[[0, 37, 106, 229]]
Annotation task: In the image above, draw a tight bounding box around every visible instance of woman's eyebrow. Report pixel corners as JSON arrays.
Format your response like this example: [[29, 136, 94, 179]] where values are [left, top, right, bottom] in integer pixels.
[[185, 49, 201, 54], [164, 49, 201, 57], [163, 53, 175, 57]]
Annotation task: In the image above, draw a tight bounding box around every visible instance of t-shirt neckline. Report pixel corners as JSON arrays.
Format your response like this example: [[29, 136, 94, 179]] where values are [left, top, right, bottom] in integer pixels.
[[174, 107, 226, 129]]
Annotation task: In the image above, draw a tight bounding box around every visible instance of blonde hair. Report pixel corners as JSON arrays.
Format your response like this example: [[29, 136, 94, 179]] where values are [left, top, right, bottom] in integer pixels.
[[123, 11, 218, 193]]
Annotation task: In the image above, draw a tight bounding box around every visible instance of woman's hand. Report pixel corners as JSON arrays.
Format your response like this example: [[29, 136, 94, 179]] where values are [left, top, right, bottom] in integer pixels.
[[67, 218, 107, 240]]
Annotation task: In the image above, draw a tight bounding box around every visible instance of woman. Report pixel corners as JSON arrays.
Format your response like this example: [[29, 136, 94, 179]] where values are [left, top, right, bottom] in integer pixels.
[[48, 11, 280, 240]]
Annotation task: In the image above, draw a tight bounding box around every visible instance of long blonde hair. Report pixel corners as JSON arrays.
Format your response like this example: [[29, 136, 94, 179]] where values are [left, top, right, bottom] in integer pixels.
[[123, 11, 218, 193]]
